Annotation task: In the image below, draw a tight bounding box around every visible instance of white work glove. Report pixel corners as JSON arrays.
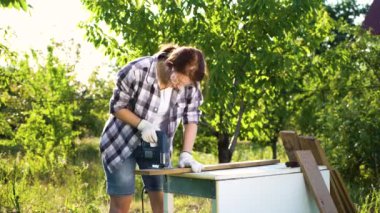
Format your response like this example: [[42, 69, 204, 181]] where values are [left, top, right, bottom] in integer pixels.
[[179, 152, 204, 173], [137, 119, 158, 143]]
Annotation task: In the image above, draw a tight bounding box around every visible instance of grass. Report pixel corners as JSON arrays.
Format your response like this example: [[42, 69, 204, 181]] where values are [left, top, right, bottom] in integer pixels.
[[0, 138, 285, 212], [358, 188, 380, 213], [0, 138, 108, 212], [2, 138, 377, 212]]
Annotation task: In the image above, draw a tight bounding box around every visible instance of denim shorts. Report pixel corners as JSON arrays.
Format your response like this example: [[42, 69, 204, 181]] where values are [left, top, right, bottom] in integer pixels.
[[103, 147, 164, 196]]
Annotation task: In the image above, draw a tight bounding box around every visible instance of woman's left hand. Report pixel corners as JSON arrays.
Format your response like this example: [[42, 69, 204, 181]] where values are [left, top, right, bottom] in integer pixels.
[[178, 152, 204, 173]]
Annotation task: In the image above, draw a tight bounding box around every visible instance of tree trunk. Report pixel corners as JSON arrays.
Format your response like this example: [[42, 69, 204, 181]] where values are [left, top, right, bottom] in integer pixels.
[[218, 133, 231, 163], [228, 100, 245, 158], [271, 137, 277, 160]]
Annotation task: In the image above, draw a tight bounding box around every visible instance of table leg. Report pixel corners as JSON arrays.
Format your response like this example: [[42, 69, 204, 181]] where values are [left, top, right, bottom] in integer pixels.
[[164, 192, 174, 213], [212, 199, 217, 213]]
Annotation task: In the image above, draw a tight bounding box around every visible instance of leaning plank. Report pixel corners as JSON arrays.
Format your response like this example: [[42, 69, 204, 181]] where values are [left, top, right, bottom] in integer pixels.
[[298, 136, 330, 167], [295, 150, 338, 213], [135, 159, 280, 176], [332, 170, 357, 213], [279, 130, 302, 163], [313, 138, 332, 168], [330, 171, 346, 213]]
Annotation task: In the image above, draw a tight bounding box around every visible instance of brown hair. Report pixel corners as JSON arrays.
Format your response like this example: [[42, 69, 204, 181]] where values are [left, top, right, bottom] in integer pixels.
[[165, 46, 207, 82], [159, 43, 179, 54]]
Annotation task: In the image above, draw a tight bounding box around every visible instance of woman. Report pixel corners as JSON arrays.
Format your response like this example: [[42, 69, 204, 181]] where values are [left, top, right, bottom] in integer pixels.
[[100, 44, 208, 212]]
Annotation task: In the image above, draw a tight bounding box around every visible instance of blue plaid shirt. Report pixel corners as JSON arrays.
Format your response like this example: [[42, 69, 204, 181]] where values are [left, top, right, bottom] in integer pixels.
[[100, 52, 203, 172]]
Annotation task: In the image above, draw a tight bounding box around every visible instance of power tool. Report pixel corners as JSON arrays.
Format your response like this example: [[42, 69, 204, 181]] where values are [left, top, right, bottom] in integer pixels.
[[134, 131, 170, 169]]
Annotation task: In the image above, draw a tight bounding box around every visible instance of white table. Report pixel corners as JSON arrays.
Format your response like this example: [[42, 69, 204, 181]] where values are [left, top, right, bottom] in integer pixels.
[[163, 163, 330, 213]]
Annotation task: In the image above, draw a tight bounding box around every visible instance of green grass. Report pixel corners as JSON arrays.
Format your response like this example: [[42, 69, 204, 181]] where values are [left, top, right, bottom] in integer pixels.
[[1, 138, 285, 212], [1, 137, 375, 212], [358, 188, 380, 213], [0, 138, 109, 212]]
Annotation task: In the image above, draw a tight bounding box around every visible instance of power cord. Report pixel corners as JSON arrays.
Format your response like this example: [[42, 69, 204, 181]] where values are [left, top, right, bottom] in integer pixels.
[[141, 186, 146, 212]]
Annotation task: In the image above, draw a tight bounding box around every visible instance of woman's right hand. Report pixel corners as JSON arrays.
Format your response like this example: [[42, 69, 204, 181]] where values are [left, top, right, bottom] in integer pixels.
[[137, 119, 158, 143]]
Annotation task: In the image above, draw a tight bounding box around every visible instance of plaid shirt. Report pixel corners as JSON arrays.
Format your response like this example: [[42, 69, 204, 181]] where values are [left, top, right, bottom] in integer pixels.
[[100, 52, 203, 172]]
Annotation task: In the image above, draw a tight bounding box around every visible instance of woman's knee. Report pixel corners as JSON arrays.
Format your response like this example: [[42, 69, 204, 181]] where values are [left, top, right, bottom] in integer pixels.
[[110, 195, 133, 213]]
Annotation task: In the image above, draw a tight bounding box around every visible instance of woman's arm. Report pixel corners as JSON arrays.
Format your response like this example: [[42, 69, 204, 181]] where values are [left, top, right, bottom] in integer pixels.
[[110, 63, 157, 142], [179, 123, 203, 173], [182, 123, 198, 153], [114, 109, 141, 128]]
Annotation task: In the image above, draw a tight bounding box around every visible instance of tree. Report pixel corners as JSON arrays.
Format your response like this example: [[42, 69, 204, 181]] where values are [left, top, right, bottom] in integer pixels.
[[324, 0, 369, 25], [74, 70, 113, 137], [0, 0, 29, 70], [0, 41, 82, 173], [0, 0, 28, 10], [0, 58, 28, 139], [0, 30, 30, 139], [294, 23, 380, 192], [82, 0, 333, 162], [323, 0, 370, 48], [285, 1, 380, 192]]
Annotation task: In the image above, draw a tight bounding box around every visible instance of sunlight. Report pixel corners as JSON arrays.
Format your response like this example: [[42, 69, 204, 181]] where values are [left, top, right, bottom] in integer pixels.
[[0, 0, 111, 83]]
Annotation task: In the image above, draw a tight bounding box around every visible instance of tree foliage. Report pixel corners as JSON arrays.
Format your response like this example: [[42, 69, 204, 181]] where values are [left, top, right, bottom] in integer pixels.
[[325, 0, 369, 25], [292, 1, 380, 191], [0, 32, 112, 211], [0, 0, 378, 208], [81, 0, 380, 191], [74, 70, 113, 137], [0, 0, 28, 11], [0, 43, 81, 172], [81, 0, 333, 162], [295, 24, 380, 190]]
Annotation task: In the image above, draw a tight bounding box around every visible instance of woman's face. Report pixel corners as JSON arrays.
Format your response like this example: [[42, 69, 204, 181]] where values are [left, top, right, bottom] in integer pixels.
[[168, 59, 198, 89], [170, 71, 193, 89]]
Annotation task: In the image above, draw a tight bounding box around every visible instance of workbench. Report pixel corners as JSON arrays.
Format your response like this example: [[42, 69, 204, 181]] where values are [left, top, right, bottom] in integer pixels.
[[163, 163, 330, 213]]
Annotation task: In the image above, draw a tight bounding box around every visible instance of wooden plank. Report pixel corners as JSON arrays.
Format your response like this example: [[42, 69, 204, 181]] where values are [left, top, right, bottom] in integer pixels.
[[298, 136, 346, 211], [298, 135, 313, 150], [332, 170, 357, 212], [295, 150, 338, 213], [330, 171, 346, 213], [331, 171, 351, 213], [298, 136, 330, 166], [279, 131, 301, 162], [298, 135, 355, 212], [313, 139, 332, 169], [135, 159, 280, 176]]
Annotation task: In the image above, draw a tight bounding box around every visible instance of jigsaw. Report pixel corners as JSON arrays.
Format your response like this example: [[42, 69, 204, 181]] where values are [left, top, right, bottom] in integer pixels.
[[134, 131, 170, 169]]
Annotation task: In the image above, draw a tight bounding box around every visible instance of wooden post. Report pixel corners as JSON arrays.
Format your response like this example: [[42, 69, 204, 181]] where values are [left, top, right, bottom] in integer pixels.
[[295, 150, 338, 213], [298, 136, 331, 167], [279, 131, 301, 167]]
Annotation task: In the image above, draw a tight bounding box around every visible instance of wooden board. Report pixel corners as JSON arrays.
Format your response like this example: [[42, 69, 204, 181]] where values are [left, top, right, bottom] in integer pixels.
[[298, 136, 331, 167], [279, 131, 301, 162], [330, 171, 346, 213], [278, 131, 356, 212], [295, 150, 338, 213], [314, 139, 332, 168], [135, 159, 280, 176], [331, 170, 357, 213]]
